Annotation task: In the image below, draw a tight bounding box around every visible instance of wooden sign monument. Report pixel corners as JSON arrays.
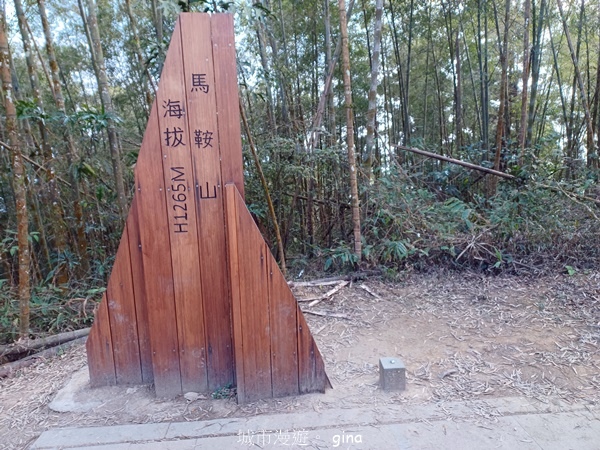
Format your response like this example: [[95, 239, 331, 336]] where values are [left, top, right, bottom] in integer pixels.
[[86, 13, 331, 402]]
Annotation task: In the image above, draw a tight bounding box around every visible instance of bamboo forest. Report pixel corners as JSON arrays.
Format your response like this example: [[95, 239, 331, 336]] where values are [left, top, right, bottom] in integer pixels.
[[1, 0, 599, 344]]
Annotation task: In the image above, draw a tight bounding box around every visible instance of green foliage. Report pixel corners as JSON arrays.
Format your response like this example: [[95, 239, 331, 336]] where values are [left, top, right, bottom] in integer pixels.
[[66, 106, 122, 133], [16, 100, 50, 123], [211, 383, 236, 399], [0, 282, 104, 345], [354, 163, 600, 273], [323, 243, 359, 271]]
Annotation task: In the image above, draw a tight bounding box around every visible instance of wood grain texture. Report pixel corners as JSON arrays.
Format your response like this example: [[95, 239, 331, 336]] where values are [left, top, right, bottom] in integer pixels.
[[225, 183, 330, 401], [268, 253, 299, 397], [135, 101, 181, 397], [225, 184, 272, 402], [87, 13, 330, 402], [224, 184, 245, 402], [156, 17, 208, 393], [126, 198, 153, 383], [297, 309, 332, 393], [211, 14, 244, 199], [105, 226, 142, 384], [181, 13, 233, 390], [87, 294, 116, 386]]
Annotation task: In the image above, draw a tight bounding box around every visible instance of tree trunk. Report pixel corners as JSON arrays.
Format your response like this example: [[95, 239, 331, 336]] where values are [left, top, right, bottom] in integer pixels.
[[253, 1, 276, 133], [565, 1, 584, 161], [388, 1, 408, 146], [151, 0, 163, 44], [0, 12, 31, 338], [124, 0, 155, 111], [455, 18, 463, 151], [441, 0, 457, 155], [483, 0, 490, 156], [593, 30, 600, 142], [490, 0, 510, 197], [239, 98, 286, 276], [83, 0, 128, 219], [405, 0, 415, 147], [338, 0, 362, 261], [38, 0, 89, 273], [518, 0, 531, 164], [527, 0, 547, 148], [557, 0, 597, 168], [323, 0, 336, 147], [364, 0, 383, 179], [549, 27, 568, 155], [14, 0, 70, 285]]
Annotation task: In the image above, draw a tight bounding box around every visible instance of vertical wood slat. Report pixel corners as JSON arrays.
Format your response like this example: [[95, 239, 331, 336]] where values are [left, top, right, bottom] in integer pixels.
[[225, 184, 273, 402], [135, 101, 181, 397], [238, 206, 272, 402], [180, 13, 233, 390], [225, 183, 330, 401], [211, 14, 245, 199], [87, 294, 116, 386], [106, 225, 142, 384], [88, 13, 330, 402], [225, 184, 245, 402], [226, 184, 273, 403], [298, 310, 331, 393], [156, 17, 208, 393], [126, 198, 153, 383], [268, 253, 299, 397]]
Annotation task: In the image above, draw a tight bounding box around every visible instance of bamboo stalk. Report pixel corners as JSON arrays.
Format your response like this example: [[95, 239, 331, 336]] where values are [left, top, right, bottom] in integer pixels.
[[393, 144, 515, 179], [239, 97, 287, 276]]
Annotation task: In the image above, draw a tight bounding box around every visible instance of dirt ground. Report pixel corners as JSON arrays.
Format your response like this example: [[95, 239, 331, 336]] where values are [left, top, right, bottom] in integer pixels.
[[1, 271, 599, 449]]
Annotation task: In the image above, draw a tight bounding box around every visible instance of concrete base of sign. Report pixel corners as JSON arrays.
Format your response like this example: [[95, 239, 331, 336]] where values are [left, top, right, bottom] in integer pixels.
[[379, 357, 406, 391]]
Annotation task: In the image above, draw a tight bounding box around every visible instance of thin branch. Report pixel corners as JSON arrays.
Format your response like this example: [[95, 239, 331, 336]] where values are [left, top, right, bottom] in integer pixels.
[[0, 140, 73, 187]]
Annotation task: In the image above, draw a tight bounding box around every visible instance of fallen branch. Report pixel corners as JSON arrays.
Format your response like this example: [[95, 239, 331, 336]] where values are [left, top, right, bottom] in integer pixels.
[[536, 182, 600, 207], [289, 270, 381, 288], [359, 284, 382, 300], [281, 192, 351, 209], [0, 336, 87, 378], [302, 310, 351, 320], [394, 144, 515, 180], [297, 281, 349, 307], [0, 328, 90, 358]]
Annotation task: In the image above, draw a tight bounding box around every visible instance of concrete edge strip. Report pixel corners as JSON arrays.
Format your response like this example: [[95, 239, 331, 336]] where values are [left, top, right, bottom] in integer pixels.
[[31, 398, 596, 449]]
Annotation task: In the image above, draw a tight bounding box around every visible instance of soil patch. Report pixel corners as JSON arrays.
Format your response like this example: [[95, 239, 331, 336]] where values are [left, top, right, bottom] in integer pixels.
[[1, 271, 599, 449]]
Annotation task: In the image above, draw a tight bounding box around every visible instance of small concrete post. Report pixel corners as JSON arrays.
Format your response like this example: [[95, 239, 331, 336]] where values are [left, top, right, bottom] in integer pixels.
[[379, 357, 406, 391]]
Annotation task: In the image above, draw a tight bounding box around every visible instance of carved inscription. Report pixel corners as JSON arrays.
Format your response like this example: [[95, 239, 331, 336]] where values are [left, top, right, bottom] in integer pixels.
[[170, 167, 189, 233], [191, 73, 209, 93], [194, 129, 214, 148]]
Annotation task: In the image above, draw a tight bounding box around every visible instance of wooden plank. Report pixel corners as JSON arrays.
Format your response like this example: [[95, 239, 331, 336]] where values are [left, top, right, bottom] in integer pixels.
[[86, 294, 116, 386], [211, 14, 244, 198], [268, 252, 299, 397], [87, 13, 331, 403], [227, 184, 272, 402], [224, 184, 245, 403], [297, 310, 331, 393], [126, 198, 153, 383], [105, 226, 142, 384], [135, 100, 181, 397], [156, 16, 208, 393], [180, 13, 233, 391]]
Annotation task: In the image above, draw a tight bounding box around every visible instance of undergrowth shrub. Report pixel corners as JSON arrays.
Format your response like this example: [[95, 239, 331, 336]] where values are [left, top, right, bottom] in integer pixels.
[[321, 165, 600, 274]]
